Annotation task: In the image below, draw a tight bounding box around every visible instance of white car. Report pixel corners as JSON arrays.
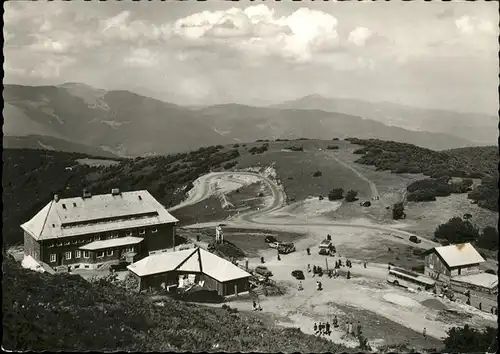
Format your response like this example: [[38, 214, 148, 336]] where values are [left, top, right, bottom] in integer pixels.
[[268, 242, 280, 249]]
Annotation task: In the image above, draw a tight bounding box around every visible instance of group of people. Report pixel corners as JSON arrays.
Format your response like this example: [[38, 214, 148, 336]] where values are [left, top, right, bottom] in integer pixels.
[[344, 321, 363, 337], [313, 318, 363, 338], [252, 300, 262, 311]]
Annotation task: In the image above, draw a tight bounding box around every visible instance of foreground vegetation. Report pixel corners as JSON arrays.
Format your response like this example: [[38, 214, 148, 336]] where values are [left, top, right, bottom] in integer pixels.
[[434, 217, 498, 251], [2, 258, 348, 352], [346, 138, 498, 212]]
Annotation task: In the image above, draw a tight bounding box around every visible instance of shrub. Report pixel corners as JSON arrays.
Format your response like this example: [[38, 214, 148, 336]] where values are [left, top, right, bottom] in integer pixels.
[[345, 190, 358, 202], [326, 145, 339, 150], [392, 202, 405, 220], [313, 170, 322, 177], [223, 161, 238, 170], [434, 217, 480, 244], [443, 325, 497, 353], [476, 226, 499, 251], [328, 188, 344, 201], [285, 146, 304, 152]]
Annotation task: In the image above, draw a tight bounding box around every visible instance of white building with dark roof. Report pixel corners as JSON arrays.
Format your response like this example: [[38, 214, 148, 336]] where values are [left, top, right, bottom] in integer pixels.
[[127, 247, 251, 297], [424, 243, 485, 282], [21, 189, 178, 271]]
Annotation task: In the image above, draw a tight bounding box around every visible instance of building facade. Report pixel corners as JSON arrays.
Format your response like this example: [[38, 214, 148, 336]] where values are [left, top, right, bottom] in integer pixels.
[[424, 243, 484, 283], [21, 189, 178, 271], [128, 247, 251, 297]]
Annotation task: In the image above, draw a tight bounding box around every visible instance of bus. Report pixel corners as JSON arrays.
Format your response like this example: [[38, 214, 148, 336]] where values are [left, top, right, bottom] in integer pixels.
[[387, 267, 436, 291]]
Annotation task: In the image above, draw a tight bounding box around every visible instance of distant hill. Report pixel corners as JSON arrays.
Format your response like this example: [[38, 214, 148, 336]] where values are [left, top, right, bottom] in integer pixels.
[[197, 103, 479, 151], [3, 83, 483, 156], [3, 135, 119, 158], [3, 83, 234, 157], [272, 94, 498, 145]]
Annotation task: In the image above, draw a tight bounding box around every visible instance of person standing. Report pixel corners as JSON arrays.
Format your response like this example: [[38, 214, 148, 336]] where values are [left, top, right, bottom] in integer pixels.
[[325, 322, 331, 336], [347, 270, 351, 279], [423, 327, 427, 338], [314, 322, 318, 334], [356, 321, 362, 336], [307, 247, 311, 255]]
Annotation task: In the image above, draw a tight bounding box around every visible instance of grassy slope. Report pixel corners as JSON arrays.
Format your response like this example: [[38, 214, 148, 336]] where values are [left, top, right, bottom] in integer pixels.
[[2, 258, 349, 352]]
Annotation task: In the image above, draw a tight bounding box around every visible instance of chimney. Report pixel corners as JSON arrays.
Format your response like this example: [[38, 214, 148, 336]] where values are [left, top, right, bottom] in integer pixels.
[[54, 194, 60, 202], [82, 189, 92, 199], [111, 188, 120, 196]]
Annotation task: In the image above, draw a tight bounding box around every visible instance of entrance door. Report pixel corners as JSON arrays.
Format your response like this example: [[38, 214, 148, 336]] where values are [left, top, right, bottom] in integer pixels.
[[58, 254, 63, 266]]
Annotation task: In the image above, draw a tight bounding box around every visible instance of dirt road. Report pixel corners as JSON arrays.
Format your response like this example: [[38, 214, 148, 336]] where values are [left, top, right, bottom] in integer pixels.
[[321, 150, 379, 199]]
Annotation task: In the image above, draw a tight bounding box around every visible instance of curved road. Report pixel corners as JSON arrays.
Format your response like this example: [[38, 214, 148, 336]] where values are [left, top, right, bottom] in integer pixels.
[[169, 171, 439, 249]]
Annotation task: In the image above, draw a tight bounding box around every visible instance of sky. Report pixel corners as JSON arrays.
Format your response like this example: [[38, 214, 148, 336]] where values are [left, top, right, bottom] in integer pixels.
[[3, 0, 499, 114]]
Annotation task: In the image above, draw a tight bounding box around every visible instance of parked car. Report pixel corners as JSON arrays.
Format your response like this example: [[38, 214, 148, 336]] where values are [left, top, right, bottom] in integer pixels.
[[110, 261, 129, 272], [409, 236, 421, 244], [268, 242, 280, 249], [255, 266, 273, 277], [319, 248, 335, 256], [278, 243, 296, 254], [291, 270, 305, 280], [265, 236, 279, 243]]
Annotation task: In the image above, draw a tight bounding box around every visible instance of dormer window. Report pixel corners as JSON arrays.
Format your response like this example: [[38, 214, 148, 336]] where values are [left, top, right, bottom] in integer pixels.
[[138, 195, 142, 201], [62, 204, 66, 209], [73, 203, 77, 207]]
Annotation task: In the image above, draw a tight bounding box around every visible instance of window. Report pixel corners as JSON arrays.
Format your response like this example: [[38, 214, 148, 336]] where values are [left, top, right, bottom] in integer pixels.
[[107, 250, 113, 256], [47, 242, 54, 248], [72, 240, 78, 244], [75, 250, 81, 258], [50, 254, 56, 263], [97, 252, 104, 258], [79, 239, 85, 244], [64, 241, 70, 246], [125, 247, 135, 253], [73, 203, 77, 207], [57, 242, 63, 247], [94, 235, 101, 241], [126, 231, 133, 237], [83, 251, 90, 259], [65, 251, 72, 260], [152, 228, 158, 233], [139, 229, 146, 235], [62, 204, 66, 209], [113, 234, 119, 239]]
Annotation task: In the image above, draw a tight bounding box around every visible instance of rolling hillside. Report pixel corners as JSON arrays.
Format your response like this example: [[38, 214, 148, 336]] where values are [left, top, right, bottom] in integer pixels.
[[272, 94, 498, 145], [3, 139, 497, 248], [4, 83, 481, 157]]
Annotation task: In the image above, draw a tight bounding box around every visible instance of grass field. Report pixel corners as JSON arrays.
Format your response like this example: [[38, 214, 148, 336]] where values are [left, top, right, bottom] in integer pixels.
[[235, 140, 373, 202]]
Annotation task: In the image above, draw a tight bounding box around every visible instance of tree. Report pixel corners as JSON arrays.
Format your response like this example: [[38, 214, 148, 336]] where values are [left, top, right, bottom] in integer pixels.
[[434, 217, 480, 244], [328, 188, 344, 201], [463, 213, 472, 220], [313, 170, 322, 177], [392, 202, 405, 220], [345, 190, 358, 202], [477, 226, 499, 251], [443, 325, 498, 353]]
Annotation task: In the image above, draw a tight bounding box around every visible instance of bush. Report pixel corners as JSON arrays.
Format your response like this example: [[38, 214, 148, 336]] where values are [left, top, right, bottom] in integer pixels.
[[434, 217, 480, 244], [392, 202, 405, 220], [443, 325, 497, 353], [313, 170, 322, 177], [328, 188, 344, 201], [223, 161, 238, 170], [476, 226, 499, 251], [332, 138, 339, 140], [345, 190, 358, 202], [285, 146, 304, 152], [326, 145, 339, 150]]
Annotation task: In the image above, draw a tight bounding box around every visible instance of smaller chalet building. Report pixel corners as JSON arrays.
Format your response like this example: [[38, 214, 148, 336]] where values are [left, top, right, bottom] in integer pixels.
[[21, 189, 178, 271], [127, 247, 251, 297], [424, 243, 485, 282]]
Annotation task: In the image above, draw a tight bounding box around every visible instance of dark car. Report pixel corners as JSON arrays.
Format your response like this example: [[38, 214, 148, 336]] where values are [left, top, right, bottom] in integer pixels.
[[409, 236, 421, 244], [109, 261, 129, 272], [255, 266, 273, 277], [291, 270, 305, 280], [265, 236, 279, 243]]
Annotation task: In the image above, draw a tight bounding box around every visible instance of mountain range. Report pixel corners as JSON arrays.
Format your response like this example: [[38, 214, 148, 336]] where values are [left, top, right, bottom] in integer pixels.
[[3, 83, 495, 157]]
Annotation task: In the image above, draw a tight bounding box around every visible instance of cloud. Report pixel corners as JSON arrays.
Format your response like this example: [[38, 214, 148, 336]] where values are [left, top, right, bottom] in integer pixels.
[[124, 48, 158, 67], [172, 5, 339, 62], [348, 27, 373, 47], [455, 16, 495, 35], [29, 56, 76, 79]]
